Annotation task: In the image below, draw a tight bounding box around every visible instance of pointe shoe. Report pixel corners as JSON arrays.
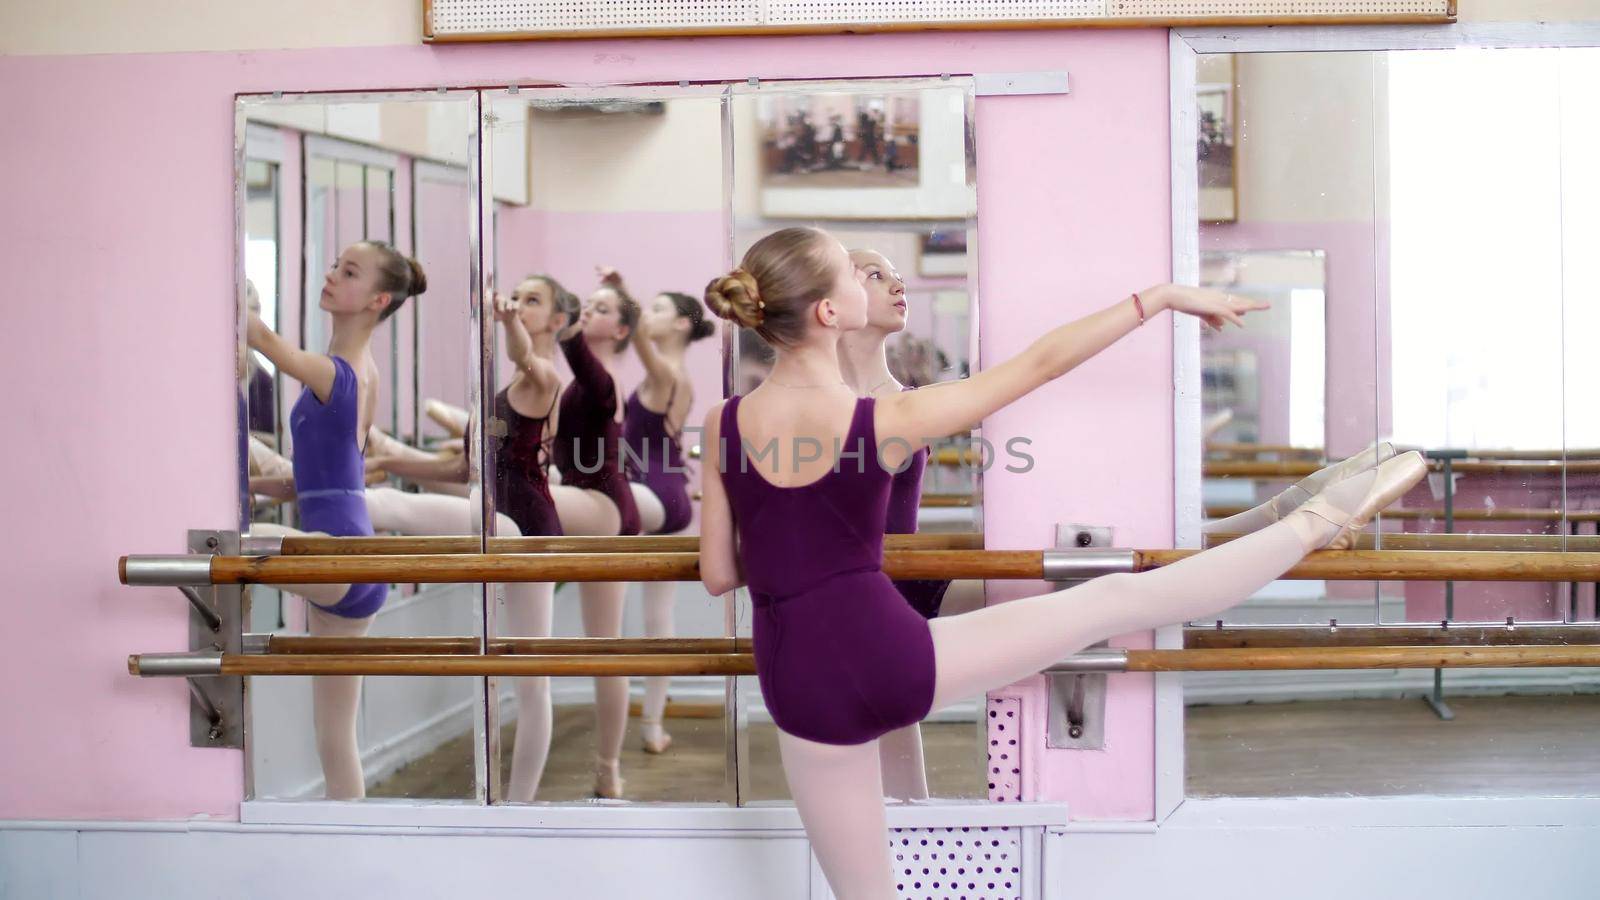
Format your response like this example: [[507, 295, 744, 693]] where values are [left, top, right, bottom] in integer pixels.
[[424, 399, 468, 438], [1295, 450, 1428, 550], [641, 720, 673, 755], [594, 758, 625, 799], [1269, 441, 1399, 519]]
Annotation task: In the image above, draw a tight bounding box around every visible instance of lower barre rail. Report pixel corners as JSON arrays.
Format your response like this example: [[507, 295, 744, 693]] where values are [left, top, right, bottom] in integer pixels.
[[130, 644, 1600, 677], [120, 548, 1600, 587]]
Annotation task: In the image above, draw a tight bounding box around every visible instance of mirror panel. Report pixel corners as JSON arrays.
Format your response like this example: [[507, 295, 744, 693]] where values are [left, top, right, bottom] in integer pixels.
[[238, 91, 485, 802], [483, 86, 734, 803], [1185, 47, 1600, 801], [729, 78, 986, 802]]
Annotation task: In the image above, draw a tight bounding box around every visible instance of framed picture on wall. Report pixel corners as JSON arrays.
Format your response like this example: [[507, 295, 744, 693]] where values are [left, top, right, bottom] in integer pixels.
[[1197, 54, 1239, 223], [746, 81, 976, 220]]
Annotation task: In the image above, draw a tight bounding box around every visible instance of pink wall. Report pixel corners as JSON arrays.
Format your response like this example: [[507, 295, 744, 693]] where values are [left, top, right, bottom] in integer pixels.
[[0, 29, 1172, 822]]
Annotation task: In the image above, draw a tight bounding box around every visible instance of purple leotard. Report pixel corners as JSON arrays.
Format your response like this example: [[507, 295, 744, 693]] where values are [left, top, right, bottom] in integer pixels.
[[552, 335, 642, 536], [885, 387, 952, 619], [290, 356, 387, 618], [623, 384, 693, 535], [491, 387, 563, 537], [718, 395, 935, 745]]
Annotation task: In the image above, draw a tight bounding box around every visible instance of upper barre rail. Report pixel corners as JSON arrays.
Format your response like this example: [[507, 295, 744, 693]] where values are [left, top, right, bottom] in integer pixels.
[[1206, 459, 1600, 478], [1207, 505, 1600, 523], [243, 627, 1600, 655], [1205, 532, 1600, 552], [273, 532, 983, 556], [119, 548, 1600, 587], [127, 644, 1600, 678], [1205, 445, 1600, 462]]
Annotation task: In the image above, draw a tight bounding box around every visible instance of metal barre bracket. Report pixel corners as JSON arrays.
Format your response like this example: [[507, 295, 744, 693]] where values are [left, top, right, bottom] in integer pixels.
[[166, 532, 244, 748], [1046, 524, 1118, 748]]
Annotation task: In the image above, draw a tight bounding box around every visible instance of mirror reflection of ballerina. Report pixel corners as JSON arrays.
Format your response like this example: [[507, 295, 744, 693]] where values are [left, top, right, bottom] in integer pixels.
[[251, 430, 542, 800], [366, 274, 584, 802], [548, 278, 644, 798], [836, 249, 961, 801], [245, 241, 424, 800], [606, 269, 718, 755]]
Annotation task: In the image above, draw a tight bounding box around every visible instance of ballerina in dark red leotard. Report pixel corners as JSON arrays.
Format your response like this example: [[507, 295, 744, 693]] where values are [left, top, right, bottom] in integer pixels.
[[600, 270, 719, 755], [699, 227, 1427, 898]]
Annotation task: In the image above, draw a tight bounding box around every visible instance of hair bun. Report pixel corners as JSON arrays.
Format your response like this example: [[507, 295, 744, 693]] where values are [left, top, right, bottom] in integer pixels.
[[405, 257, 429, 298], [704, 268, 764, 329]]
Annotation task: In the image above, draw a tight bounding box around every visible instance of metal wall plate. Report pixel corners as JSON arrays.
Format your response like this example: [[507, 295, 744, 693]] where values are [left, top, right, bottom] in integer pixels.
[[1048, 523, 1113, 748], [188, 530, 245, 749]]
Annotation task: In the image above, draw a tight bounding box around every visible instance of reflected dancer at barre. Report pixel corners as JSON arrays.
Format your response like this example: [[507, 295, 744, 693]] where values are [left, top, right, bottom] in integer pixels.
[[551, 277, 643, 798], [367, 274, 587, 802], [607, 268, 718, 755], [837, 248, 956, 801], [245, 240, 425, 800], [698, 227, 1429, 899]]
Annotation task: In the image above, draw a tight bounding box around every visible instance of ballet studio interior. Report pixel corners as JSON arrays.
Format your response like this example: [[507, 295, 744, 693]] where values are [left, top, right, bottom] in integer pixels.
[[3, 1, 1600, 897]]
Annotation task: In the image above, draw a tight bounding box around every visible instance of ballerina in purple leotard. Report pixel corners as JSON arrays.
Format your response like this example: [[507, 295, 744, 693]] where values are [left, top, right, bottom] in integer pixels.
[[699, 227, 1428, 898]]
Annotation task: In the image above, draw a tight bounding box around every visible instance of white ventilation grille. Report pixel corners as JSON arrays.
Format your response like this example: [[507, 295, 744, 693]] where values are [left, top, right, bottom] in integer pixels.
[[431, 0, 761, 33], [891, 826, 1024, 900], [767, 1, 1103, 24], [428, 0, 1451, 36], [1110, 0, 1446, 14], [986, 695, 1022, 803]]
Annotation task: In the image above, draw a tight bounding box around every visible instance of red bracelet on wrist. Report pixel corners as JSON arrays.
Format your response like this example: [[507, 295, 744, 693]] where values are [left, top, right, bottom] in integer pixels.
[[1131, 292, 1146, 325]]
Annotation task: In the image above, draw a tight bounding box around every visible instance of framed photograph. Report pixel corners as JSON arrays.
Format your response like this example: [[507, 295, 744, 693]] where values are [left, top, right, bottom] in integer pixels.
[[744, 82, 976, 220], [1197, 54, 1239, 223]]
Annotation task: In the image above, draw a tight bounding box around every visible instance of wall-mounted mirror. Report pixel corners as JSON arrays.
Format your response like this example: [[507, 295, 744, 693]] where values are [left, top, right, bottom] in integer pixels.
[[237, 90, 486, 802], [481, 85, 734, 803], [729, 78, 985, 802], [1181, 47, 1600, 801]]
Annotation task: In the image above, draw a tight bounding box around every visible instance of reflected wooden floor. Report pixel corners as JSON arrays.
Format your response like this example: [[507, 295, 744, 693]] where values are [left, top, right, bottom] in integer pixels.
[[371, 707, 986, 801], [1187, 695, 1600, 797]]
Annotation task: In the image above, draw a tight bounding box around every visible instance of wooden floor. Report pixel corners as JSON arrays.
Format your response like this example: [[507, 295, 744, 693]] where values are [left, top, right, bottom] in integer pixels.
[[373, 696, 1600, 801], [371, 707, 986, 801], [1187, 695, 1600, 798]]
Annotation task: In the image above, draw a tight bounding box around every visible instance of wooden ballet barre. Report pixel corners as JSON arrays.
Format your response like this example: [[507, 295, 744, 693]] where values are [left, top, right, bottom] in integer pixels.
[[266, 533, 983, 556], [1203, 532, 1600, 552], [1207, 505, 1600, 523], [123, 549, 1050, 585], [1184, 623, 1600, 649], [122, 548, 1600, 586], [1207, 460, 1600, 478], [1140, 549, 1600, 582], [1204, 446, 1600, 462], [129, 644, 1600, 677], [251, 629, 1600, 655], [248, 636, 753, 655]]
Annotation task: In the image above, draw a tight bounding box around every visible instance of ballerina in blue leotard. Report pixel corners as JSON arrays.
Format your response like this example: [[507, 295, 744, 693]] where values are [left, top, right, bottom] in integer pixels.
[[247, 240, 426, 800]]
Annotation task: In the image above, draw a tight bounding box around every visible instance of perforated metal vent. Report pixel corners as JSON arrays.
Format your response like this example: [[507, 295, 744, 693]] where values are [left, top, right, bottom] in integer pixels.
[[986, 696, 1022, 803], [766, 0, 1103, 24], [891, 826, 1023, 900], [427, 0, 1452, 36], [1110, 0, 1445, 14], [431, 0, 761, 33]]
